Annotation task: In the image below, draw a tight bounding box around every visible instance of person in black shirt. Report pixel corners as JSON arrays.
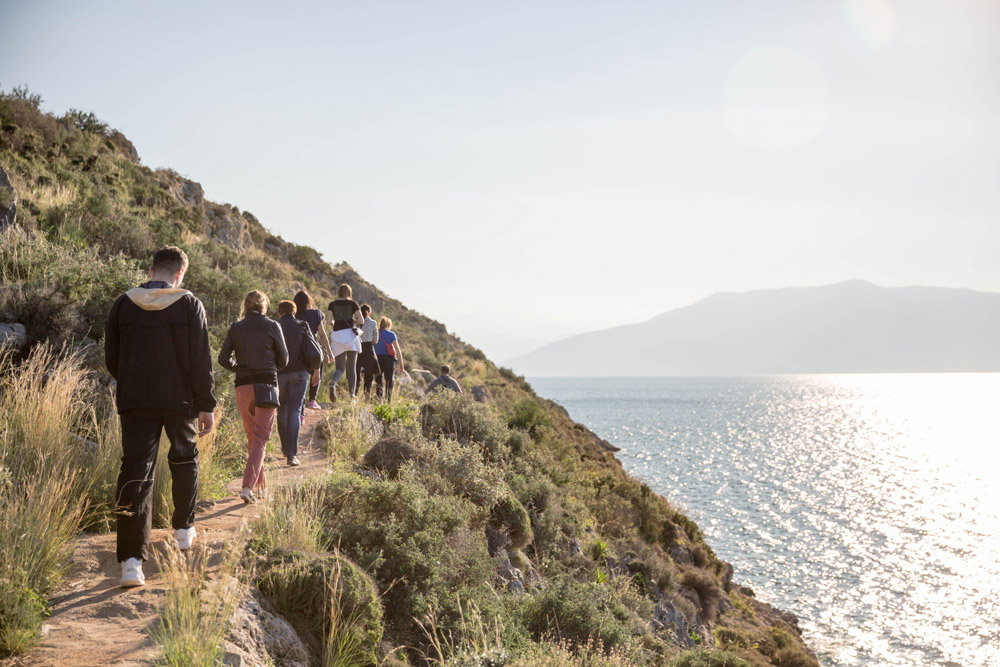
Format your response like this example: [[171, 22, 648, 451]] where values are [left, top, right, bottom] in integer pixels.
[[105, 246, 216, 587], [326, 283, 363, 401]]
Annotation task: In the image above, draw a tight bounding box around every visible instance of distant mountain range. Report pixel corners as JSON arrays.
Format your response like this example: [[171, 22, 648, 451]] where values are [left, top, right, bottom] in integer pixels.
[[507, 281, 1000, 376]]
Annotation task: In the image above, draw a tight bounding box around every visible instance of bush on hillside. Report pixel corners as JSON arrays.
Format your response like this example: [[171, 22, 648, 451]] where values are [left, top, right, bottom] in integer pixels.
[[671, 649, 752, 667], [400, 437, 505, 507], [316, 474, 496, 650], [362, 437, 420, 480], [420, 390, 519, 463], [518, 576, 633, 654], [257, 550, 383, 665]]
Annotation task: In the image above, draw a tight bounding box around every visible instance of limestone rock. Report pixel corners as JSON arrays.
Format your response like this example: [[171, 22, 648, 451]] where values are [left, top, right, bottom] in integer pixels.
[[0, 322, 27, 350], [670, 544, 693, 566], [471, 385, 494, 404], [0, 168, 17, 230], [654, 598, 695, 649], [207, 203, 252, 250], [225, 590, 310, 667]]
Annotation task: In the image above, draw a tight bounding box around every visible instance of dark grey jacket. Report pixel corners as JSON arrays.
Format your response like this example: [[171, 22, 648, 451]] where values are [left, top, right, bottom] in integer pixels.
[[218, 312, 288, 387]]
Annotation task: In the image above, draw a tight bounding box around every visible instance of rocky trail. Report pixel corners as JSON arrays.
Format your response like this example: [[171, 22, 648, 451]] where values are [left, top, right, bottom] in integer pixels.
[[5, 407, 332, 667]]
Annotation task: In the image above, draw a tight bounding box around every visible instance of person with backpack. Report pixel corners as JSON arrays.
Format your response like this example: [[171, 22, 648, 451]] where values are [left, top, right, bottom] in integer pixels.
[[218, 290, 288, 504], [293, 290, 333, 409], [326, 283, 363, 401], [355, 304, 381, 398], [275, 299, 319, 466], [374, 316, 405, 402], [105, 246, 216, 588]]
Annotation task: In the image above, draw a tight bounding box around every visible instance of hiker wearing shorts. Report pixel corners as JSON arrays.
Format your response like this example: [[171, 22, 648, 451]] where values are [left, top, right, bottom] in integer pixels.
[[105, 246, 216, 588]]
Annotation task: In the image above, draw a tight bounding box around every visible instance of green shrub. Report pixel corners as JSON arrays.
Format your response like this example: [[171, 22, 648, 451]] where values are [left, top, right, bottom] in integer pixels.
[[317, 474, 495, 650], [487, 492, 533, 554], [257, 550, 383, 665], [402, 437, 505, 507], [507, 399, 552, 438], [420, 390, 514, 462], [519, 576, 632, 654], [361, 437, 419, 480], [679, 569, 724, 625]]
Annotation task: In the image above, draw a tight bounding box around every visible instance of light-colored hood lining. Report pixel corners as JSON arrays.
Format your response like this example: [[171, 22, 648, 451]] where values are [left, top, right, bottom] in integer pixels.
[[125, 287, 192, 311]]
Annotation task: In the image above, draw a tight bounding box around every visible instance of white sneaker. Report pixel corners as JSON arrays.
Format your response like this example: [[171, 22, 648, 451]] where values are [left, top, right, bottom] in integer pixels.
[[174, 526, 196, 550], [121, 558, 145, 588], [240, 487, 257, 504]]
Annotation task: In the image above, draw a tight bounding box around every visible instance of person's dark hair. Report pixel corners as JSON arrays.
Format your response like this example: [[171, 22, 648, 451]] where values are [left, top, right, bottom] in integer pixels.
[[293, 290, 315, 314], [277, 300, 296, 316], [441, 364, 450, 375], [151, 246, 189, 276], [360, 304, 371, 316]]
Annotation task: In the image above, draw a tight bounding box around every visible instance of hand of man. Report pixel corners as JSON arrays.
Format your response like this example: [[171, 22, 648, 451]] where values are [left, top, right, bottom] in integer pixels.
[[197, 411, 215, 437]]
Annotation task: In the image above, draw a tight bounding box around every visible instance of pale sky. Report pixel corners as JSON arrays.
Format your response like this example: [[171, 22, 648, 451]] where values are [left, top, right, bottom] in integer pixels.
[[2, 0, 998, 361]]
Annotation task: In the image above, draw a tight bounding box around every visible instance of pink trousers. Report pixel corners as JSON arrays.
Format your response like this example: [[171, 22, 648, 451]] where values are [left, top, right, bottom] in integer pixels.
[[235, 385, 276, 490]]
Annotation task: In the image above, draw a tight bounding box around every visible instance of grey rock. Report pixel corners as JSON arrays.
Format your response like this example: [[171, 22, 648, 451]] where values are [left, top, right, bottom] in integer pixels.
[[0, 322, 27, 350], [471, 385, 494, 404], [507, 579, 525, 594], [568, 538, 581, 556], [225, 589, 309, 667], [0, 168, 16, 230], [654, 598, 694, 649], [409, 369, 436, 385], [207, 203, 252, 250], [670, 544, 693, 566]]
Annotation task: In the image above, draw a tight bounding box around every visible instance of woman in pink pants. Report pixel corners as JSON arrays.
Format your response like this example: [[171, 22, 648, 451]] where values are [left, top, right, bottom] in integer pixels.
[[218, 290, 288, 503]]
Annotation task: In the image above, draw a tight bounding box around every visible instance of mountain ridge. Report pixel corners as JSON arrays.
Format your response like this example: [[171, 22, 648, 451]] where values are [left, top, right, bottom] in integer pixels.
[[508, 280, 1000, 376]]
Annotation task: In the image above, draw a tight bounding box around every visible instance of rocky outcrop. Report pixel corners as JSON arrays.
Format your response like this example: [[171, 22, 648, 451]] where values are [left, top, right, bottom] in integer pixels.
[[0, 322, 27, 350], [224, 590, 310, 667], [471, 385, 494, 404], [206, 203, 253, 250], [0, 168, 17, 230]]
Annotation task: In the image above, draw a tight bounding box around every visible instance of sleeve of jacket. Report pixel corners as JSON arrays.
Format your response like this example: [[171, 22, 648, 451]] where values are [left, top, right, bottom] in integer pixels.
[[273, 322, 289, 371], [188, 297, 217, 413], [218, 325, 237, 372], [105, 296, 122, 379]]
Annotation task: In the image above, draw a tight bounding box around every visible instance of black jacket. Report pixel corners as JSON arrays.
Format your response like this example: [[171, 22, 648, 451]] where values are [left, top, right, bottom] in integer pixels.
[[218, 313, 288, 386], [105, 284, 217, 415], [277, 314, 311, 376]]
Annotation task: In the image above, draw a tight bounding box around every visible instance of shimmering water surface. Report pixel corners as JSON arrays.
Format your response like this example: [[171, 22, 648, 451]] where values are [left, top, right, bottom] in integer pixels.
[[529, 375, 1000, 667]]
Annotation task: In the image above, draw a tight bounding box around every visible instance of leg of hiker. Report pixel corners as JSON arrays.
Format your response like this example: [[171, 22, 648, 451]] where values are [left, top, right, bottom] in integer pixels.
[[236, 385, 274, 498], [277, 370, 308, 462], [306, 366, 322, 408], [116, 410, 164, 563], [330, 351, 347, 400], [345, 350, 358, 396], [379, 355, 396, 402], [163, 412, 199, 539]]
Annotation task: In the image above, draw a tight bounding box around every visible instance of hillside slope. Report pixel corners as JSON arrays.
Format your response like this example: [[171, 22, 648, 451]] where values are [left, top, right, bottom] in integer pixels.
[[508, 280, 1000, 376], [1, 87, 818, 667]]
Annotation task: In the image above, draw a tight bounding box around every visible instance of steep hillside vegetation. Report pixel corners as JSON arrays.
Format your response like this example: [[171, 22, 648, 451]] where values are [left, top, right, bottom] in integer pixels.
[[0, 86, 817, 667]]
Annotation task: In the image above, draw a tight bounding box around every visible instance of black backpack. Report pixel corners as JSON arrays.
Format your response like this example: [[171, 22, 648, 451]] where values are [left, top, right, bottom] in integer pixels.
[[300, 321, 324, 371]]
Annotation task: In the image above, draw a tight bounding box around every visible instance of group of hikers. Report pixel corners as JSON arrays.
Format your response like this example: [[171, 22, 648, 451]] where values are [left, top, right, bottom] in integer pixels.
[[104, 246, 462, 587]]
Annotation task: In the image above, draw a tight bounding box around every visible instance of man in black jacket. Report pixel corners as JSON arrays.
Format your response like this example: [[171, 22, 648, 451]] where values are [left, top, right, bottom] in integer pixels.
[[105, 246, 216, 587]]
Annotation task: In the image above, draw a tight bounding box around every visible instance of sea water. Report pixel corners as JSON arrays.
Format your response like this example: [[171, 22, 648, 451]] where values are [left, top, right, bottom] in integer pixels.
[[529, 375, 1000, 667]]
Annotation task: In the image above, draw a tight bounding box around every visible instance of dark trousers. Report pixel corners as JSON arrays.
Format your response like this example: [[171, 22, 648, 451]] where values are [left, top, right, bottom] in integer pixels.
[[356, 342, 380, 397], [116, 409, 199, 562], [277, 370, 309, 458], [375, 354, 396, 402]]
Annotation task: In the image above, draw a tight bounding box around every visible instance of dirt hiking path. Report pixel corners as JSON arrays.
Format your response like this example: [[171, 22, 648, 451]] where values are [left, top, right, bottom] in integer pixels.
[[6, 406, 332, 667]]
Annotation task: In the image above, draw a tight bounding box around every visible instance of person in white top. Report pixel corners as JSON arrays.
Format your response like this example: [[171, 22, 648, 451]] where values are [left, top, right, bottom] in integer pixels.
[[355, 304, 381, 398]]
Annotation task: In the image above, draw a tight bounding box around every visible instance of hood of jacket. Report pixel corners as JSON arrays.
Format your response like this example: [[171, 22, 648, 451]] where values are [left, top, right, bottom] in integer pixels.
[[125, 287, 193, 311]]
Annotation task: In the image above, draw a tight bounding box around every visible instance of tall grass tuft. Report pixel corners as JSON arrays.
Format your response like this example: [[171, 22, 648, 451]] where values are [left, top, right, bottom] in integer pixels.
[[0, 347, 92, 655], [149, 541, 243, 667]]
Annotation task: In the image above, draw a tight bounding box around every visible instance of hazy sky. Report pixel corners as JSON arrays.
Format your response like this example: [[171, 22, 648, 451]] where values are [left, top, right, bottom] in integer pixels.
[[2, 1, 998, 360]]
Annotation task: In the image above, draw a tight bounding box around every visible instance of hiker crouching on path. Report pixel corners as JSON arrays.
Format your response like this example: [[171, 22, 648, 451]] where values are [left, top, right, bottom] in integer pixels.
[[218, 290, 288, 504], [105, 246, 216, 588], [427, 364, 463, 394], [355, 304, 380, 398], [326, 283, 363, 401], [276, 299, 311, 467]]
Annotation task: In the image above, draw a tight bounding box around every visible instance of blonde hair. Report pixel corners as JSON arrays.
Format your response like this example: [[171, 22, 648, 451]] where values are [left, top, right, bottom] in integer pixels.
[[378, 317, 392, 331], [337, 283, 353, 299], [241, 290, 269, 317], [277, 299, 296, 316]]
